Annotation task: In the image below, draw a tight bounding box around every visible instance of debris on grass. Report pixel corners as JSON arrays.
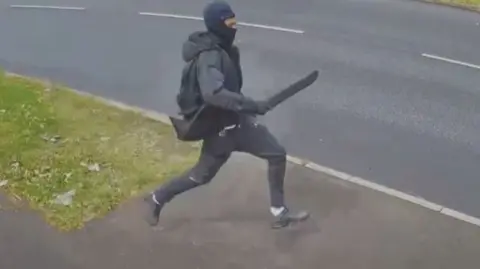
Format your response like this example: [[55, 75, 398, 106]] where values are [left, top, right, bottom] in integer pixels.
[[40, 134, 61, 143], [53, 189, 76, 206], [80, 162, 101, 172], [0, 70, 199, 231]]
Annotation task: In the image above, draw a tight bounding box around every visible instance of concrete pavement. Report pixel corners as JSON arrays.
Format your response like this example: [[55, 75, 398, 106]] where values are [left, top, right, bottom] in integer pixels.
[[1, 153, 479, 269]]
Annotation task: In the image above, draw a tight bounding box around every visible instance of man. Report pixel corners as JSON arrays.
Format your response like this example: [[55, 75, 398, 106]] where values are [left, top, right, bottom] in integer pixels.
[[145, 0, 309, 229]]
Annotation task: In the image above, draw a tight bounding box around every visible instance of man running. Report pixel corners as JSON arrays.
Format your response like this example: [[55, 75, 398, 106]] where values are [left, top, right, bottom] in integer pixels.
[[145, 0, 310, 229]]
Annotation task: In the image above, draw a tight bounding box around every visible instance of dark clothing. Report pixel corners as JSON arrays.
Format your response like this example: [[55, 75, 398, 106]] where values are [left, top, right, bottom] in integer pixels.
[[154, 118, 287, 207], [155, 25, 286, 210], [147, 1, 310, 229], [178, 31, 259, 136]]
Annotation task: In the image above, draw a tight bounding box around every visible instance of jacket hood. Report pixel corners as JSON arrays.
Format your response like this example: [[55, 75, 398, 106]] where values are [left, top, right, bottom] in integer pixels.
[[182, 31, 221, 62]]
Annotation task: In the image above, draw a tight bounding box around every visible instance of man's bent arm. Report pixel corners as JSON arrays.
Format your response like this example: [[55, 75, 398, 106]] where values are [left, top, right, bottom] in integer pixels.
[[197, 51, 258, 113]]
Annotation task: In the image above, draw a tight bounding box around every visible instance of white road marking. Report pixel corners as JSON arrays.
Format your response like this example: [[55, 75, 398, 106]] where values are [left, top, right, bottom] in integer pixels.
[[347, 176, 444, 211], [138, 12, 304, 34], [236, 21, 304, 34], [305, 162, 353, 181], [304, 161, 444, 211], [441, 208, 480, 226], [286, 155, 307, 165], [139, 12, 203, 21], [422, 53, 480, 70], [302, 159, 480, 227], [10, 5, 86, 10]]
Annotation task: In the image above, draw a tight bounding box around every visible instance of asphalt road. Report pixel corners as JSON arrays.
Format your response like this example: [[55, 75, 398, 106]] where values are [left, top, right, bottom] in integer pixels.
[[1, 0, 479, 217]]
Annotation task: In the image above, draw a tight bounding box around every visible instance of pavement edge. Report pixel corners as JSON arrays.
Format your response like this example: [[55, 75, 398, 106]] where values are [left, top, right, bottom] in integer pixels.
[[6, 72, 480, 229]]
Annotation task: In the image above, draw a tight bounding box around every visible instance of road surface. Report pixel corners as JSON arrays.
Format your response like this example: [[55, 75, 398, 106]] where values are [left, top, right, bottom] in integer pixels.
[[0, 0, 479, 218]]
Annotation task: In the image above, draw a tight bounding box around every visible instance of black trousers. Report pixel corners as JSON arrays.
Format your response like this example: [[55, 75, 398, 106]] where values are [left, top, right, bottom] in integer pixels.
[[154, 118, 287, 208]]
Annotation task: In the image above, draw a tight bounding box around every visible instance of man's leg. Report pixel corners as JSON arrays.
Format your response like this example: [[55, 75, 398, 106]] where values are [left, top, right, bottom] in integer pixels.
[[145, 134, 232, 226], [235, 119, 309, 229]]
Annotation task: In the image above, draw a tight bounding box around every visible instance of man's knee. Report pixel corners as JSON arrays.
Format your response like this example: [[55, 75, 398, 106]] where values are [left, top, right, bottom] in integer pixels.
[[189, 156, 228, 185], [268, 145, 287, 165], [188, 173, 214, 185], [188, 159, 223, 185]]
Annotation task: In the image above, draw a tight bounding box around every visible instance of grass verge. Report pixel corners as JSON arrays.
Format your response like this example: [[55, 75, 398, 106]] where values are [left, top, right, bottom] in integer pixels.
[[0, 69, 199, 231], [426, 0, 480, 11]]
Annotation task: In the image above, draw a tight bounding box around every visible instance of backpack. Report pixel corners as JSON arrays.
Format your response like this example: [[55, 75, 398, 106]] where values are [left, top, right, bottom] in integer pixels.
[[171, 47, 238, 141], [176, 46, 232, 119], [176, 55, 203, 119]]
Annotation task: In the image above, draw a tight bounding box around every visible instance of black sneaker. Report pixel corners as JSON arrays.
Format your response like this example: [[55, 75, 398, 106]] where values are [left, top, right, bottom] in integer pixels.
[[144, 194, 164, 226], [271, 207, 310, 229]]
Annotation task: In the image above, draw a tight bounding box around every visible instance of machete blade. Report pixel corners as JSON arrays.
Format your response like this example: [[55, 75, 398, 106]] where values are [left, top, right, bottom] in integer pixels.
[[266, 70, 319, 109]]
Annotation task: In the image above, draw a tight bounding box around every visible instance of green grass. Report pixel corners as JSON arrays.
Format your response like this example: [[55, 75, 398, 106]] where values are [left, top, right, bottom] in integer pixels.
[[428, 0, 480, 10], [0, 70, 199, 231]]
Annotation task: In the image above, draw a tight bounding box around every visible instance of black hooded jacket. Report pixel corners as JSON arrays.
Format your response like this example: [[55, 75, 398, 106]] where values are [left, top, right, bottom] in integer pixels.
[[178, 31, 259, 131]]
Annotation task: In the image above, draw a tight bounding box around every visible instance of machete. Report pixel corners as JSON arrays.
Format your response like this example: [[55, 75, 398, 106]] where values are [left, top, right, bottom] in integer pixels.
[[170, 69, 319, 141], [264, 70, 319, 110]]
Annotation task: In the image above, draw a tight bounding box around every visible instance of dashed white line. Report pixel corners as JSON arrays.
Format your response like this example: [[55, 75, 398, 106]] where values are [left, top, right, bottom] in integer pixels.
[[139, 12, 203, 21], [10, 5, 86, 10], [138, 12, 304, 34], [422, 53, 480, 70], [236, 21, 304, 34]]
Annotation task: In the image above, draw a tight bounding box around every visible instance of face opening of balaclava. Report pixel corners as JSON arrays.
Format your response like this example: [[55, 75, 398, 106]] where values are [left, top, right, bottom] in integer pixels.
[[203, 1, 237, 48]]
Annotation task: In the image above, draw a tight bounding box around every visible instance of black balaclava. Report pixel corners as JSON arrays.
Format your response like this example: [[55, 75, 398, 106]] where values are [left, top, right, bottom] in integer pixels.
[[203, 1, 237, 48]]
